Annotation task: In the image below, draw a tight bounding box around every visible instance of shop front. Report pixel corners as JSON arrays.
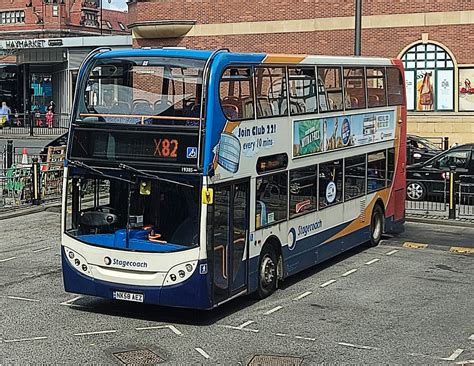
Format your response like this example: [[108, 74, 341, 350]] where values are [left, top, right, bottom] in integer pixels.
[[0, 35, 131, 130]]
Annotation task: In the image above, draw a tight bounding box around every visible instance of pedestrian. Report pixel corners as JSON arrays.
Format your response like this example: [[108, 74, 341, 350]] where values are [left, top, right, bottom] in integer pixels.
[[46, 108, 54, 128], [0, 101, 11, 129]]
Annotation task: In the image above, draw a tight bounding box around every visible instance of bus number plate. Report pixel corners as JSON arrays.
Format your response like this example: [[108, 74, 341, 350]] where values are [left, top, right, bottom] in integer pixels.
[[113, 291, 144, 303]]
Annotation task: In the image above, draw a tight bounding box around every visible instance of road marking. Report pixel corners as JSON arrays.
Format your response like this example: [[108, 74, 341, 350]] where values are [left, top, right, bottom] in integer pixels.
[[293, 291, 312, 301], [264, 305, 283, 315], [385, 249, 399, 256], [337, 342, 377, 350], [73, 330, 117, 336], [469, 334, 474, 341], [275, 333, 289, 337], [365, 258, 380, 265], [0, 256, 17, 263], [456, 360, 474, 365], [7, 296, 39, 302], [3, 336, 48, 343], [135, 325, 182, 336], [167, 325, 183, 336], [221, 325, 259, 333], [443, 349, 464, 361], [60, 296, 82, 306], [32, 247, 52, 253], [195, 348, 210, 359], [238, 321, 254, 329], [341, 269, 358, 277], [403, 241, 428, 249], [295, 335, 315, 341], [449, 247, 474, 254], [320, 279, 336, 288]]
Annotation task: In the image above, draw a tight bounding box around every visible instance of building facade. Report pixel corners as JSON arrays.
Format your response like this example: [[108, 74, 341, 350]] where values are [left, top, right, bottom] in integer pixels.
[[0, 0, 130, 117], [128, 0, 474, 144]]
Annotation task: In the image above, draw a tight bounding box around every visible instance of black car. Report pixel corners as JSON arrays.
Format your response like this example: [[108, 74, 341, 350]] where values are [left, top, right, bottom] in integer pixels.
[[406, 134, 443, 165], [406, 143, 474, 201]]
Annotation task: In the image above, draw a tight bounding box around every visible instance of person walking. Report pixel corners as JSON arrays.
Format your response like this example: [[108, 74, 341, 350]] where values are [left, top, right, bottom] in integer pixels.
[[0, 101, 11, 129]]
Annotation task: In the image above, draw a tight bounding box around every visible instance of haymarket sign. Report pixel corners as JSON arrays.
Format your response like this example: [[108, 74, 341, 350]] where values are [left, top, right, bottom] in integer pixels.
[[3, 38, 64, 49]]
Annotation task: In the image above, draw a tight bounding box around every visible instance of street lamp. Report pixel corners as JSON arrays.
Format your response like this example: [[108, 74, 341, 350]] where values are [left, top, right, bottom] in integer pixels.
[[354, 0, 362, 56]]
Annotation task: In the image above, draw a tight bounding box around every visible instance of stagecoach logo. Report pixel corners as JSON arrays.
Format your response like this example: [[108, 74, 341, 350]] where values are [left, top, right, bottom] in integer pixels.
[[288, 228, 297, 251], [104, 256, 148, 268]]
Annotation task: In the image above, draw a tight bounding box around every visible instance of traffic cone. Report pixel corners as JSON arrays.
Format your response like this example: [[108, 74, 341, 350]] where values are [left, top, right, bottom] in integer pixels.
[[21, 148, 28, 165]]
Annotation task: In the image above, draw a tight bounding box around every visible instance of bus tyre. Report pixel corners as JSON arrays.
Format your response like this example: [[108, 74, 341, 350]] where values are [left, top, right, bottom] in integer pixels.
[[369, 204, 384, 247], [256, 245, 278, 299]]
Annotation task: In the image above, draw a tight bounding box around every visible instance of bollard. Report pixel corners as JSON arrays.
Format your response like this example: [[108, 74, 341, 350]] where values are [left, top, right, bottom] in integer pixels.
[[6, 139, 13, 168], [31, 157, 42, 205], [448, 167, 456, 219], [443, 136, 449, 151]]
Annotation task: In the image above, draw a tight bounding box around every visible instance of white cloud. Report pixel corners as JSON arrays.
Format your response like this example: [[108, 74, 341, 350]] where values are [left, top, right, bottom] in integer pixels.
[[103, 0, 128, 12]]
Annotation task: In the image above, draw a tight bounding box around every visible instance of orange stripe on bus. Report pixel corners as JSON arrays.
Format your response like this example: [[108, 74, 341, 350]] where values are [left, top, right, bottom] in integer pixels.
[[263, 54, 307, 64], [322, 188, 391, 245]]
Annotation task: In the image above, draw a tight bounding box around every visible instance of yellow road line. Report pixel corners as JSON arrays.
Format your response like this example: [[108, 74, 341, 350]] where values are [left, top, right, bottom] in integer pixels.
[[449, 247, 474, 254], [403, 242, 428, 249]]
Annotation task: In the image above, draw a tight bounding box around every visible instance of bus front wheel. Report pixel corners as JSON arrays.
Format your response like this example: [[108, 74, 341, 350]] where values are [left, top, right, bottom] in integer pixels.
[[369, 204, 384, 247], [256, 245, 278, 299]]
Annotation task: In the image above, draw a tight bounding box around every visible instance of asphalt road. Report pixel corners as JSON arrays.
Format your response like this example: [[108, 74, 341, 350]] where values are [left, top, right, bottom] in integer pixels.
[[0, 213, 472, 365]]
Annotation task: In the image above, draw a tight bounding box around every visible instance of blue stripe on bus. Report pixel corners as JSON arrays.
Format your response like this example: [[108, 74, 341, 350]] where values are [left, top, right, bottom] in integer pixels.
[[61, 247, 213, 309], [203, 52, 266, 174]]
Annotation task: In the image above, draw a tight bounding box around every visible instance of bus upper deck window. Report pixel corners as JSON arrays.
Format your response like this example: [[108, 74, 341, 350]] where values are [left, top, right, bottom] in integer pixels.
[[317, 67, 343, 112], [288, 67, 317, 116], [386, 67, 404, 106], [254, 67, 287, 118], [219, 67, 254, 120], [343, 67, 366, 110], [366, 68, 387, 108]]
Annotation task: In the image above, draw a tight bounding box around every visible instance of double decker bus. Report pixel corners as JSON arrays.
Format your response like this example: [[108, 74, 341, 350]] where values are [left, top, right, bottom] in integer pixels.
[[62, 48, 406, 309]]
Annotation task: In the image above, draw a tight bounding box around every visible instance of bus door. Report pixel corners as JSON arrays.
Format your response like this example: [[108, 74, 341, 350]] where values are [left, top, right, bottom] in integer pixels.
[[211, 181, 249, 304]]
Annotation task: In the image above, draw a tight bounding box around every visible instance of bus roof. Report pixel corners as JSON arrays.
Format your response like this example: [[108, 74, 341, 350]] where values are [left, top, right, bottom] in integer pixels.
[[94, 49, 395, 66]]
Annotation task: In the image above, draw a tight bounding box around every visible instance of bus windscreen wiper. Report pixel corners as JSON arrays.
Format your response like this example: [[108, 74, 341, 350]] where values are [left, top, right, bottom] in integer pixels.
[[118, 163, 194, 188], [68, 160, 134, 184]]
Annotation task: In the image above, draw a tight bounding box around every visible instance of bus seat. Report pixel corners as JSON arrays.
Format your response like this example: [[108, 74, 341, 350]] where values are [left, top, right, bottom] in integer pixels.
[[257, 97, 272, 117], [222, 104, 239, 119], [115, 101, 130, 114], [154, 100, 175, 116], [350, 97, 359, 108], [132, 101, 153, 115], [368, 94, 380, 107]]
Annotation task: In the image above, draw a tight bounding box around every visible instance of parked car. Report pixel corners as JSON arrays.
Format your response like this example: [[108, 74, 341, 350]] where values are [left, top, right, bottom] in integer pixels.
[[406, 134, 443, 165], [406, 143, 474, 201]]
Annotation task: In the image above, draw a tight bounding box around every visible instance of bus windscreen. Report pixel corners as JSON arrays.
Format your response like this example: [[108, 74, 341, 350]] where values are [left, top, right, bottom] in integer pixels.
[[76, 56, 205, 126]]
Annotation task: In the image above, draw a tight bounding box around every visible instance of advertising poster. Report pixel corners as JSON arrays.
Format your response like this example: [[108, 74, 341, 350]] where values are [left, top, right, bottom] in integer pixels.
[[437, 70, 454, 110], [416, 70, 434, 111], [293, 118, 323, 157], [293, 111, 395, 158], [459, 68, 474, 111]]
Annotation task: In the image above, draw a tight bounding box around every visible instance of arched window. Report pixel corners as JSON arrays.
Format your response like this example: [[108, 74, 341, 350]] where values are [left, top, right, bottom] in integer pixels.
[[402, 43, 454, 112]]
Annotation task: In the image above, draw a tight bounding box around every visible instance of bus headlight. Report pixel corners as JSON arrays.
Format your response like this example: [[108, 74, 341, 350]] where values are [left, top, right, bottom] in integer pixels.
[[164, 261, 198, 286], [64, 247, 92, 275]]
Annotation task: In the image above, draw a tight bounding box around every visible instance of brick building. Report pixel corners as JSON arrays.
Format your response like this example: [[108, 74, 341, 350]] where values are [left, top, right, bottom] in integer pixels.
[[0, 0, 131, 117], [128, 0, 474, 144]]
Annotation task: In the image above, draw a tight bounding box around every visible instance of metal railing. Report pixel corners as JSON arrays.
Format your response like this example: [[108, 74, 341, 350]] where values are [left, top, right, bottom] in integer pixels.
[[406, 173, 474, 219], [0, 112, 69, 136]]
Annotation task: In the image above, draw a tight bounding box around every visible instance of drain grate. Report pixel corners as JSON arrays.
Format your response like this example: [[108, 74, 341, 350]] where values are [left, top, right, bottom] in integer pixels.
[[248, 355, 303, 366], [113, 349, 164, 365]]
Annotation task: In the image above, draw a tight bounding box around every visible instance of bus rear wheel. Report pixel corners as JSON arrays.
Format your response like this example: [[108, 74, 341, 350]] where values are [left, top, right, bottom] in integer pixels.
[[256, 245, 277, 299], [369, 204, 384, 247]]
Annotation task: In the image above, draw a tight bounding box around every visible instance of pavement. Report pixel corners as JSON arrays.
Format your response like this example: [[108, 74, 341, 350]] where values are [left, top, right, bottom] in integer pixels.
[[0, 211, 473, 364]]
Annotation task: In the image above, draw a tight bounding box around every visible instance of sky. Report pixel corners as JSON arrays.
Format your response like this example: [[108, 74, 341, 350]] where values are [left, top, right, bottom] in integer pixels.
[[103, 0, 128, 12]]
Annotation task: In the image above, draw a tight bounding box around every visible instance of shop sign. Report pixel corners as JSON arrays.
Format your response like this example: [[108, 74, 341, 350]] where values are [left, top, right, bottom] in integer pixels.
[[5, 39, 46, 49]]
